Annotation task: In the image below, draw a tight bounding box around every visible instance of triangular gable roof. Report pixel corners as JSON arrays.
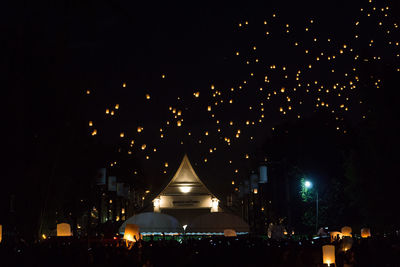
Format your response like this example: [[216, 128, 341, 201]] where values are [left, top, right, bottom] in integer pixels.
[[156, 154, 216, 197]]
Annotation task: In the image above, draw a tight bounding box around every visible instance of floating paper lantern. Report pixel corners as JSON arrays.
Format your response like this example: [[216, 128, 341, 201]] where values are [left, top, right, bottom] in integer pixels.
[[341, 226, 352, 237], [340, 236, 353, 252], [322, 245, 335, 266], [224, 229, 237, 237], [123, 224, 140, 242], [0, 224, 2, 243], [330, 231, 343, 242], [57, 223, 72, 236], [361, 228, 371, 238]]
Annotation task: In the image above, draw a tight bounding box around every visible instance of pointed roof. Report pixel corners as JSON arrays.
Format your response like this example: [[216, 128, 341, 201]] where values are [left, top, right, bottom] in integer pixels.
[[156, 154, 216, 197]]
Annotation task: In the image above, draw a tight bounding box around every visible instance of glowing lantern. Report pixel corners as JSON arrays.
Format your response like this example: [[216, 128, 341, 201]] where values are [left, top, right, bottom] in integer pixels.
[[141, 144, 146, 150], [120, 132, 124, 138], [0, 224, 2, 243], [211, 198, 219, 212], [153, 198, 160, 212], [146, 94, 150, 99], [123, 224, 140, 242], [330, 231, 343, 242], [341, 226, 352, 237], [122, 82, 126, 87], [322, 245, 335, 266], [224, 229, 237, 237], [361, 228, 371, 238], [340, 236, 353, 252], [57, 223, 72, 236]]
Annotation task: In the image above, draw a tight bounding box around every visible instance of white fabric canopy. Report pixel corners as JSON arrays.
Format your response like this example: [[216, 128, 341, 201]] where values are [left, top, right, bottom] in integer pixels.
[[186, 212, 249, 233], [119, 212, 181, 234]]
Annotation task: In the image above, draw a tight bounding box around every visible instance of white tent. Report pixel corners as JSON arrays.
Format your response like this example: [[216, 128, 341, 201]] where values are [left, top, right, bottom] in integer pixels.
[[186, 212, 249, 234], [119, 212, 181, 234]]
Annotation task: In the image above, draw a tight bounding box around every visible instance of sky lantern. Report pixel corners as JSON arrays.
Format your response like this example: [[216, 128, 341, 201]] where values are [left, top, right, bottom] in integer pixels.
[[122, 82, 126, 87], [124, 224, 140, 242], [361, 228, 371, 238], [120, 132, 125, 138], [146, 94, 150, 99], [57, 223, 72, 236], [88, 121, 93, 126], [0, 224, 2, 243], [141, 144, 146, 150], [137, 127, 143, 133], [322, 245, 335, 266], [340, 236, 353, 252], [341, 226, 352, 237], [224, 229, 237, 237], [86, 89, 90, 95], [91, 129, 97, 136]]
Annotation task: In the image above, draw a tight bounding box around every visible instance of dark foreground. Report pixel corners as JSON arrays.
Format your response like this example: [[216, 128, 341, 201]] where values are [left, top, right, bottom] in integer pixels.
[[1, 235, 399, 267]]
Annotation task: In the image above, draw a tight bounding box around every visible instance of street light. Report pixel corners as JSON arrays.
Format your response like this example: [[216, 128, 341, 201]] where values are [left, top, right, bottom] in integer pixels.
[[304, 180, 318, 233]]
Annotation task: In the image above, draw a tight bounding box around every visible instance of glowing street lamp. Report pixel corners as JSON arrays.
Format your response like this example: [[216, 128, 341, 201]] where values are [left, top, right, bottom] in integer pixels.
[[303, 179, 319, 233]]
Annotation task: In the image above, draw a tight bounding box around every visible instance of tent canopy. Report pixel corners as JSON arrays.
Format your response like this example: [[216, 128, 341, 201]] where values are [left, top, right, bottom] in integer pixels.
[[119, 212, 182, 234], [186, 212, 249, 233]]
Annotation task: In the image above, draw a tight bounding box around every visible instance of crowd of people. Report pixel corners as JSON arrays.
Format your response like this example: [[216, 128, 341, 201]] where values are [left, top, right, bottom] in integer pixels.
[[1, 233, 399, 266]]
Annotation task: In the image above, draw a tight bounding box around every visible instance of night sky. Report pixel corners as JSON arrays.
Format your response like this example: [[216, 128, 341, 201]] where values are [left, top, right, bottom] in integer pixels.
[[3, 1, 400, 233]]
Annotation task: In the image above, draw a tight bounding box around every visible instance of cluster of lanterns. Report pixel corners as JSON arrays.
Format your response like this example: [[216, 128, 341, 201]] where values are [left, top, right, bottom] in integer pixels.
[[324, 226, 372, 266], [84, 0, 399, 188]]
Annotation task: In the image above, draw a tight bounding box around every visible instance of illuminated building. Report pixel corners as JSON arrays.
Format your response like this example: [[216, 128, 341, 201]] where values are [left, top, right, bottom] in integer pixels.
[[152, 154, 221, 225]]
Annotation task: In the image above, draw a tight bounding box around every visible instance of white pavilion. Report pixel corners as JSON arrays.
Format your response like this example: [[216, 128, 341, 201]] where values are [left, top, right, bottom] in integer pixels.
[[152, 154, 221, 225], [120, 155, 249, 235]]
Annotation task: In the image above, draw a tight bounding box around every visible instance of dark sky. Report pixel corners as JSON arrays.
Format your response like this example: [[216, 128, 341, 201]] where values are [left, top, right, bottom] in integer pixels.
[[4, 0, 400, 199]]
